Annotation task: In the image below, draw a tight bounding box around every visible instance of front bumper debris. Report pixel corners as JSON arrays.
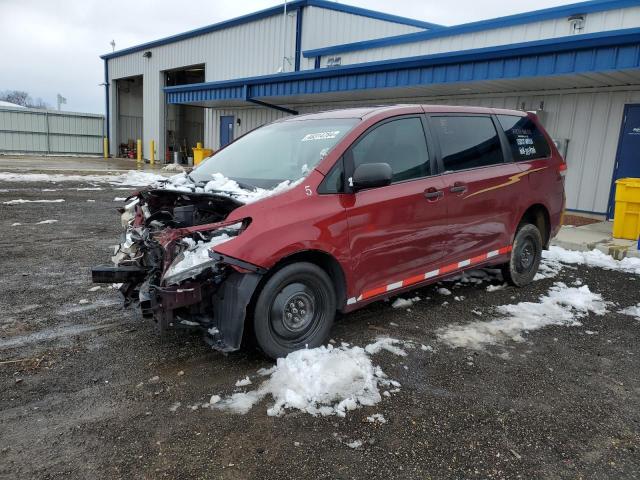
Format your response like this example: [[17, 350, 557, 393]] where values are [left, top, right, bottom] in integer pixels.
[[92, 265, 147, 283]]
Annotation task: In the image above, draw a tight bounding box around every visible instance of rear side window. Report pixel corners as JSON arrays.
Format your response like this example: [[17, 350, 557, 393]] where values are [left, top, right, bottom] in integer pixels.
[[497, 115, 551, 161], [350, 117, 430, 183], [432, 116, 504, 172]]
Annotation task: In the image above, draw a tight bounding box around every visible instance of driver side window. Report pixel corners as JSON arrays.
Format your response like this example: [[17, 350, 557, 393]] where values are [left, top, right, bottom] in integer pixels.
[[350, 117, 430, 183]]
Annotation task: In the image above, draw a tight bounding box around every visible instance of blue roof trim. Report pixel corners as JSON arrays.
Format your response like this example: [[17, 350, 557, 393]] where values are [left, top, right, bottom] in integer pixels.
[[101, 0, 437, 60], [303, 0, 640, 58], [165, 27, 640, 104]]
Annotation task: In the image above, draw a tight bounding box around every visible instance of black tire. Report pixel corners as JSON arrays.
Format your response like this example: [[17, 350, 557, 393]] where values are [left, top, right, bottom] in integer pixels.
[[501, 223, 543, 287], [253, 262, 336, 359]]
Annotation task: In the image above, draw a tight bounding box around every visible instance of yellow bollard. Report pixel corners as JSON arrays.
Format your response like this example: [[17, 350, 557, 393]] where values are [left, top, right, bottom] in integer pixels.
[[150, 140, 155, 165], [136, 139, 142, 163], [103, 137, 109, 159]]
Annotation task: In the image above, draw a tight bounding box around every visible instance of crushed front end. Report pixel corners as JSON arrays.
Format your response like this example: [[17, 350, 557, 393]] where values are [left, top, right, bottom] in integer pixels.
[[91, 188, 263, 352]]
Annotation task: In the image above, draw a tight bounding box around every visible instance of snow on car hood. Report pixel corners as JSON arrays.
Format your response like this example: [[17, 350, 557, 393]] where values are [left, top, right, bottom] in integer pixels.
[[154, 172, 304, 205]]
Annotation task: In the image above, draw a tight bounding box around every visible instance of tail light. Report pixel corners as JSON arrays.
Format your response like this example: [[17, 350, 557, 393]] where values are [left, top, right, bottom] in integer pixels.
[[557, 162, 567, 180]]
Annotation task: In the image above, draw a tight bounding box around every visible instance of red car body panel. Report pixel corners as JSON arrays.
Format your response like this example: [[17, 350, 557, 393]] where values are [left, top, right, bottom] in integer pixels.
[[208, 105, 565, 313]]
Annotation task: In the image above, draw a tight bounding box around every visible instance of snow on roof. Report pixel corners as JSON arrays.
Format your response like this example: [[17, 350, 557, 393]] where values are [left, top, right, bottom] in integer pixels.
[[0, 100, 25, 109]]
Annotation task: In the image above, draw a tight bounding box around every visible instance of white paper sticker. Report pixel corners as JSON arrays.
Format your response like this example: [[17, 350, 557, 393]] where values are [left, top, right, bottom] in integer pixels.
[[301, 131, 340, 142]]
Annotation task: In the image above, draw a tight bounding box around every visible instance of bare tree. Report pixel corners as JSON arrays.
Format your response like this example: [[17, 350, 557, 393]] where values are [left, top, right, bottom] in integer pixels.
[[0, 90, 50, 109], [0, 90, 30, 106]]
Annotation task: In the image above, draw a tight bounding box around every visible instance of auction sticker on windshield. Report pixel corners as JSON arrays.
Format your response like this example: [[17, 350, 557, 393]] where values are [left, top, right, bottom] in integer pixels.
[[301, 131, 340, 142]]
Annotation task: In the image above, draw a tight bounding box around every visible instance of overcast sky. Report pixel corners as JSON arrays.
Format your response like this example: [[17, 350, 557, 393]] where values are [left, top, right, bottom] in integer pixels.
[[0, 0, 575, 114]]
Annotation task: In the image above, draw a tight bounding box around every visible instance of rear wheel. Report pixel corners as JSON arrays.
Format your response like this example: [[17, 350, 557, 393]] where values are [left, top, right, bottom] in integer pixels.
[[253, 262, 336, 359], [501, 223, 543, 287]]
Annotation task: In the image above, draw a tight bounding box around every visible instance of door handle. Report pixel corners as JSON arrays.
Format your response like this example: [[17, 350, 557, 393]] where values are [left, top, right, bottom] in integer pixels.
[[450, 183, 467, 194], [424, 189, 443, 200]]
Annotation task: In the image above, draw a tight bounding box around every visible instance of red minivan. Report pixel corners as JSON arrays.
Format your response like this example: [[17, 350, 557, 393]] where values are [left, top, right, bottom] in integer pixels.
[[93, 105, 566, 359]]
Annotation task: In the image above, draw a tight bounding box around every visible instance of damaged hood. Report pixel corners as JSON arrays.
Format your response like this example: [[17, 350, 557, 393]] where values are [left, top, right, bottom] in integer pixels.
[[112, 171, 304, 288]]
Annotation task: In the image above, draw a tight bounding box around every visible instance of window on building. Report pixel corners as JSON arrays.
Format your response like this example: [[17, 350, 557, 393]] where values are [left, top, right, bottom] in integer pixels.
[[497, 115, 551, 161], [432, 116, 504, 172], [350, 117, 430, 183]]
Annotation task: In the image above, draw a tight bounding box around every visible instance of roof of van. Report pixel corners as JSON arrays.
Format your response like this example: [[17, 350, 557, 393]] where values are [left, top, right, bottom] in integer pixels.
[[280, 105, 528, 121]]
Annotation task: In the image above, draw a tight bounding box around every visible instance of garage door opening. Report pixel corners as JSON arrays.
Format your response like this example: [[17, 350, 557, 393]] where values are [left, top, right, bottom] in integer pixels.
[[116, 75, 143, 158], [165, 65, 205, 163]]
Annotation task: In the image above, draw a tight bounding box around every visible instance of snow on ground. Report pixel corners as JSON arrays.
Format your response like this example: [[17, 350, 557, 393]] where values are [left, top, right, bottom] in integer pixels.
[[366, 413, 387, 424], [235, 376, 252, 387], [538, 246, 640, 278], [35, 219, 58, 224], [212, 339, 409, 418], [364, 337, 409, 356], [619, 304, 640, 320], [437, 287, 452, 296], [3, 198, 65, 205], [0, 170, 165, 186], [486, 284, 507, 292], [436, 282, 607, 350], [113, 197, 126, 201], [391, 296, 420, 309]]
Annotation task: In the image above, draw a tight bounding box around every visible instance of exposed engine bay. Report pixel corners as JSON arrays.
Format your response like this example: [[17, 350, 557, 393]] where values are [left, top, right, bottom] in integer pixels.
[[92, 183, 264, 352]]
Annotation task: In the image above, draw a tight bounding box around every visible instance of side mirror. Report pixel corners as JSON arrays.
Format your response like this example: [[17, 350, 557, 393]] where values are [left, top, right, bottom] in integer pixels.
[[352, 163, 392, 190]]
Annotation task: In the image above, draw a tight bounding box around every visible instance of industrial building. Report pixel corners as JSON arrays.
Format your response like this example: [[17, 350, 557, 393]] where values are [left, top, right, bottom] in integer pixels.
[[101, 0, 640, 218]]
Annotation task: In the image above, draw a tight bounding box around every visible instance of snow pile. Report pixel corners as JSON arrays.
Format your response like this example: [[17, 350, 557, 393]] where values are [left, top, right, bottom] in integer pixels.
[[437, 287, 452, 296], [619, 304, 640, 320], [486, 284, 506, 292], [437, 282, 607, 350], [366, 413, 387, 424], [538, 246, 640, 278], [213, 340, 406, 417], [235, 376, 252, 387], [391, 296, 420, 309], [3, 198, 65, 205], [35, 219, 57, 224], [364, 337, 409, 356], [159, 172, 304, 204]]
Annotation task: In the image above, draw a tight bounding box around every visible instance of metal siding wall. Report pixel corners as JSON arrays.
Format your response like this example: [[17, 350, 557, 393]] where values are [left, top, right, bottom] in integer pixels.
[[201, 86, 640, 214], [108, 13, 298, 160], [300, 6, 424, 70], [0, 108, 104, 154], [330, 6, 640, 66]]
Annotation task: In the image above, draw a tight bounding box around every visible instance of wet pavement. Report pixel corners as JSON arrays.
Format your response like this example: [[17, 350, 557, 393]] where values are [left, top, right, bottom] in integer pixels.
[[0, 154, 164, 173], [0, 166, 639, 479]]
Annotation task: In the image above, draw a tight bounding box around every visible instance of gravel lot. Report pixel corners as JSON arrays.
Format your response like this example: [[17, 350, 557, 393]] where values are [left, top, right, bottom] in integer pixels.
[[0, 171, 639, 479]]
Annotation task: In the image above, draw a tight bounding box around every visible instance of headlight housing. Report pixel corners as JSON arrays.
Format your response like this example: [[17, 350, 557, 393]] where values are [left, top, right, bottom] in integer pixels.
[[162, 221, 244, 286]]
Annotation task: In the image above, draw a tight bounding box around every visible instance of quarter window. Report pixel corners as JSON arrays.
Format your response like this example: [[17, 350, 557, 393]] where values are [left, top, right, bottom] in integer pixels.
[[350, 117, 430, 183], [497, 115, 551, 161], [432, 116, 504, 172]]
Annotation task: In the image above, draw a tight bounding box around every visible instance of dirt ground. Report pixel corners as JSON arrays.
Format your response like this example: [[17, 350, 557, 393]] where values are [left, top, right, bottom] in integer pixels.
[[0, 171, 639, 480]]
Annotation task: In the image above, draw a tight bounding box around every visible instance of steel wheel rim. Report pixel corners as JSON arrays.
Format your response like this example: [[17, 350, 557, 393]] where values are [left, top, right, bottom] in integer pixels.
[[516, 236, 536, 274], [269, 282, 323, 344]]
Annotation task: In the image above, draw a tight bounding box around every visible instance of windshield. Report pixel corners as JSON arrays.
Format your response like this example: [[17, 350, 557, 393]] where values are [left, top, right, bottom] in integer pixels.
[[191, 118, 359, 189]]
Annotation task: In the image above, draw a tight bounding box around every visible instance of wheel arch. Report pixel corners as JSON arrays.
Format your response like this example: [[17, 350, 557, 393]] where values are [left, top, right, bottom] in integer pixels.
[[518, 203, 551, 248], [262, 249, 348, 310]]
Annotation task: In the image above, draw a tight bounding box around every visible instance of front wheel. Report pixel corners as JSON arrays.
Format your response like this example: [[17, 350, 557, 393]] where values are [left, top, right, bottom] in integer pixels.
[[501, 223, 543, 287], [253, 262, 336, 359]]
